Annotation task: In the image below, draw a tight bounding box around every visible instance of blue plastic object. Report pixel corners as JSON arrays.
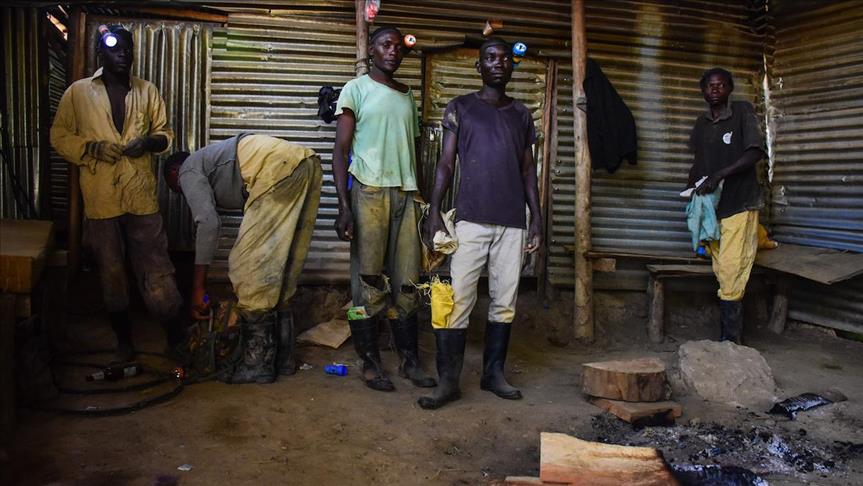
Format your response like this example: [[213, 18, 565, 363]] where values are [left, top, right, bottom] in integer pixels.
[[512, 42, 527, 57], [324, 364, 348, 376]]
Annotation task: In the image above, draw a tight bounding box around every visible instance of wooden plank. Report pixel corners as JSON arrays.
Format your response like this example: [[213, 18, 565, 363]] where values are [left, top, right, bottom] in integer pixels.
[[755, 243, 863, 285], [646, 264, 713, 277], [0, 219, 54, 293], [590, 397, 682, 424], [592, 257, 617, 272], [582, 358, 670, 402], [540, 432, 679, 486], [504, 477, 556, 486]]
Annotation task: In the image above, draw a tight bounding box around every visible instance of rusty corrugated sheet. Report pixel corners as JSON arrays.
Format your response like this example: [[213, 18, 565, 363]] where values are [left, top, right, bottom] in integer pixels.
[[208, 11, 357, 283], [769, 0, 863, 332], [47, 23, 68, 228], [0, 7, 44, 219], [83, 17, 213, 250], [548, 0, 766, 287]]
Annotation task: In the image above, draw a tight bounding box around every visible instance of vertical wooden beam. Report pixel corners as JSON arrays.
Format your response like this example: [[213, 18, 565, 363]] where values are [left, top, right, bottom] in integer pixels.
[[768, 278, 788, 334], [571, 0, 594, 341], [646, 276, 665, 343], [536, 59, 557, 299], [66, 6, 86, 276], [355, 0, 369, 77]]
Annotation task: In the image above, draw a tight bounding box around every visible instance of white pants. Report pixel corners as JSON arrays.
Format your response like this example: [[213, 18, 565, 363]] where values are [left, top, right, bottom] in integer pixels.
[[449, 221, 525, 329]]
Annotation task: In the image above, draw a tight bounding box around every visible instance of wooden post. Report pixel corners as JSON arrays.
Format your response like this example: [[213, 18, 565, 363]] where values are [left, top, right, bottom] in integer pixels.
[[646, 275, 665, 343], [768, 278, 788, 334], [571, 0, 594, 341], [66, 7, 87, 276], [355, 0, 369, 76]]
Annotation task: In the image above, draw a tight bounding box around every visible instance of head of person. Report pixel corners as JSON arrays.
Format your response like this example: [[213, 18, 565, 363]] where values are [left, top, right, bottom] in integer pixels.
[[699, 67, 734, 106], [368, 26, 408, 75], [476, 38, 513, 88], [164, 151, 189, 193], [96, 25, 134, 77]]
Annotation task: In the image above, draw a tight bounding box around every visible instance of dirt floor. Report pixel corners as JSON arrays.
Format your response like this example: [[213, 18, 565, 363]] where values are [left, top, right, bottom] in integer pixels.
[[2, 275, 862, 486]]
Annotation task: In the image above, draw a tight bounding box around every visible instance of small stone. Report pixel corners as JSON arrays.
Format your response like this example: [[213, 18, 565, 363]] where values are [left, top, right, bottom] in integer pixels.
[[689, 418, 702, 426]]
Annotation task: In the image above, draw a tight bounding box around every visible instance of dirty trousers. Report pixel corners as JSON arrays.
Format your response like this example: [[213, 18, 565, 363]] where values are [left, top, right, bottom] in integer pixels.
[[449, 221, 525, 329], [349, 181, 420, 319], [710, 210, 759, 301], [229, 158, 323, 319], [85, 212, 182, 321]]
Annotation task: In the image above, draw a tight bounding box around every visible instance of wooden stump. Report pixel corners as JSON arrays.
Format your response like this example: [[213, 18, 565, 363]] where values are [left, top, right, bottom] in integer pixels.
[[646, 276, 665, 343], [582, 358, 670, 402], [540, 432, 680, 486]]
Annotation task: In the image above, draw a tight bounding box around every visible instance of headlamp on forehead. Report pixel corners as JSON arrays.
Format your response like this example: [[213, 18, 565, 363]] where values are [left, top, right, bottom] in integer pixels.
[[99, 25, 119, 48], [403, 34, 417, 49], [512, 41, 527, 68]]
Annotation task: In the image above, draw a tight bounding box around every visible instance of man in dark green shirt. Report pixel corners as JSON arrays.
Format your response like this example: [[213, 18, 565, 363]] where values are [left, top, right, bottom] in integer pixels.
[[687, 67, 766, 344]]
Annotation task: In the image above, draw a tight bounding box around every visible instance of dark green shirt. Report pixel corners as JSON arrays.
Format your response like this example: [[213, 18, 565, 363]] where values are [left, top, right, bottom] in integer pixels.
[[689, 100, 766, 219]]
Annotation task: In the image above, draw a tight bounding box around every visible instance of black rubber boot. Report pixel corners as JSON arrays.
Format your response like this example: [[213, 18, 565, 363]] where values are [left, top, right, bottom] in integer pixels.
[[161, 318, 188, 363], [418, 329, 467, 410], [277, 310, 297, 376], [390, 315, 436, 388], [349, 317, 395, 392], [228, 313, 277, 384], [109, 311, 134, 363], [719, 300, 744, 345], [480, 321, 522, 400]]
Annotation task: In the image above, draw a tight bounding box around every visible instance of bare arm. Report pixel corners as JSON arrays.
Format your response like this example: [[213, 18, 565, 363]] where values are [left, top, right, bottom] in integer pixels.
[[332, 109, 356, 241], [521, 147, 543, 253], [423, 129, 458, 244]]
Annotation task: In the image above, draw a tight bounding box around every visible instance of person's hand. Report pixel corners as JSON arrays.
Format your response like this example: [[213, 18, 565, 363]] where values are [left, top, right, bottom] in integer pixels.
[[696, 173, 723, 195], [335, 207, 354, 241], [525, 220, 543, 254], [190, 286, 211, 321], [123, 137, 152, 158], [423, 211, 447, 248], [86, 141, 124, 164]]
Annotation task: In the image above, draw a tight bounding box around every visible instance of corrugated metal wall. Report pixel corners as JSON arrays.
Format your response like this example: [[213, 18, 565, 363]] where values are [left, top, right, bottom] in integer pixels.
[[208, 11, 358, 283], [47, 26, 69, 229], [83, 18, 213, 250], [548, 0, 766, 287], [769, 0, 863, 333], [0, 7, 45, 220]]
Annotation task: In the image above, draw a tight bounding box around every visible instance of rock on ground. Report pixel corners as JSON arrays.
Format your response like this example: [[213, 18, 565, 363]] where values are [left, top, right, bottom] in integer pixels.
[[678, 340, 776, 409]]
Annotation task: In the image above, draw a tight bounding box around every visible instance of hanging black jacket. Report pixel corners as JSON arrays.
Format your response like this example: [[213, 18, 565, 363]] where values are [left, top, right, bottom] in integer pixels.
[[583, 58, 638, 173]]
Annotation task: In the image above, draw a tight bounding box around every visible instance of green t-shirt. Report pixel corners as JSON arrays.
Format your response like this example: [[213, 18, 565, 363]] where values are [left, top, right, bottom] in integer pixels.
[[335, 75, 419, 190]]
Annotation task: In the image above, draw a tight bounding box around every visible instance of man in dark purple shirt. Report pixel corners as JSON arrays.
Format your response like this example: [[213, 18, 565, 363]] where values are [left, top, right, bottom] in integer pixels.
[[419, 38, 542, 410]]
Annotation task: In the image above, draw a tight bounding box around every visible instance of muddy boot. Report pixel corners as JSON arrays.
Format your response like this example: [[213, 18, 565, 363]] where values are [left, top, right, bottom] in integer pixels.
[[480, 321, 522, 400], [277, 310, 297, 376], [418, 329, 467, 410], [228, 313, 277, 384], [109, 311, 134, 363], [390, 315, 436, 388], [719, 300, 744, 345], [349, 317, 395, 392]]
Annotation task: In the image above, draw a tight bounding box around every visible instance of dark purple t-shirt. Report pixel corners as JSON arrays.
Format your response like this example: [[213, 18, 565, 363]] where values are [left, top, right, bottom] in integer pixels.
[[442, 93, 536, 229]]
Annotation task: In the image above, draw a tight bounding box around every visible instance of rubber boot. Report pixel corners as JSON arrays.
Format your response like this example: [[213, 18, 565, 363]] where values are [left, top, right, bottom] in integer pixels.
[[349, 317, 395, 392], [228, 313, 277, 384], [277, 310, 297, 376], [109, 311, 134, 363], [480, 321, 522, 400], [719, 300, 744, 345], [418, 329, 467, 410], [161, 318, 187, 362], [390, 315, 436, 388]]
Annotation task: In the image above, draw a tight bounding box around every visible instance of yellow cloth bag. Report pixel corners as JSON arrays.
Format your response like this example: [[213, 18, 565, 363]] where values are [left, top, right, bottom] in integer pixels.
[[416, 275, 454, 329]]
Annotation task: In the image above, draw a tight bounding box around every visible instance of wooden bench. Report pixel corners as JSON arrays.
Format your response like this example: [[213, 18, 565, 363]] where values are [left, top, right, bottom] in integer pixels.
[[644, 244, 863, 343]]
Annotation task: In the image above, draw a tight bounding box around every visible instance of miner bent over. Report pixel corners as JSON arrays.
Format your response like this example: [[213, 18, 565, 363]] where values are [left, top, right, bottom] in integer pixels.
[[165, 134, 322, 384]]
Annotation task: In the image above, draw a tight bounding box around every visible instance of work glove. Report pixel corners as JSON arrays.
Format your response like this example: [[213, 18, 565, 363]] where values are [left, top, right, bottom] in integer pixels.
[[85, 141, 124, 164], [123, 136, 152, 158]]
